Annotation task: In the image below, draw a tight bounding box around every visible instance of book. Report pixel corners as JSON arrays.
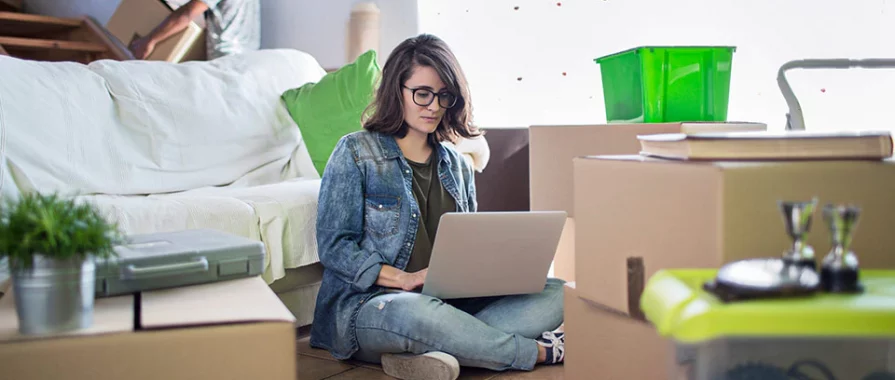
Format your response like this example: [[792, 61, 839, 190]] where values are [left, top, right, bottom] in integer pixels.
[[678, 122, 767, 134], [638, 130, 894, 161]]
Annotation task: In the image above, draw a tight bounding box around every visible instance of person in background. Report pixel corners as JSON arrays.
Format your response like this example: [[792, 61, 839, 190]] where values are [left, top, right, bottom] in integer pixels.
[[129, 0, 260, 60]]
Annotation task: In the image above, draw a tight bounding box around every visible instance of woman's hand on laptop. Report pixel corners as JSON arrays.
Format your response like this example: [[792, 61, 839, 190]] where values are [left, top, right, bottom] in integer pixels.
[[376, 265, 427, 292], [399, 269, 428, 292]]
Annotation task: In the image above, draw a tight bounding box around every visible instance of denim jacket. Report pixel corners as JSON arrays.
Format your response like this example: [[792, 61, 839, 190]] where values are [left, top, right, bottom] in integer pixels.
[[309, 130, 477, 359]]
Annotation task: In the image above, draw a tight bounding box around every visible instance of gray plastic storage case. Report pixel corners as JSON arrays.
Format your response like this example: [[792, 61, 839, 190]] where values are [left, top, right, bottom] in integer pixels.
[[95, 229, 265, 297]]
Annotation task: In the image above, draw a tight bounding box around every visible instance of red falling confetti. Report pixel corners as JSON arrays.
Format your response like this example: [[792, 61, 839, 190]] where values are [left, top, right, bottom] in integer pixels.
[[557, 2, 562, 6], [562, 72, 567, 76], [821, 88, 826, 93], [514, 6, 519, 10], [517, 77, 523, 81]]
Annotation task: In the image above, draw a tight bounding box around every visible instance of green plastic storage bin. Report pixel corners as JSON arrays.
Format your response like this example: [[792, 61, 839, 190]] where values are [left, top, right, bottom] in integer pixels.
[[595, 46, 736, 123], [641, 269, 895, 380]]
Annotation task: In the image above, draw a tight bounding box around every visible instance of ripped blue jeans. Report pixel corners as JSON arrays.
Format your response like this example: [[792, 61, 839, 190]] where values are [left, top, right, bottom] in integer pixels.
[[352, 278, 565, 371]]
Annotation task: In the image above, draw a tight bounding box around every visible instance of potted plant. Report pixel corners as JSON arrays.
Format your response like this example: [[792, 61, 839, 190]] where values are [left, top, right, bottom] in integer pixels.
[[0, 192, 121, 335]]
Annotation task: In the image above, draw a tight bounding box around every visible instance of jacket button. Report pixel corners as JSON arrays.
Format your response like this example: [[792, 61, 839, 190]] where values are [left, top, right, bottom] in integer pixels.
[[405, 170, 410, 174], [412, 213, 417, 218], [378, 204, 383, 209], [406, 242, 411, 247]]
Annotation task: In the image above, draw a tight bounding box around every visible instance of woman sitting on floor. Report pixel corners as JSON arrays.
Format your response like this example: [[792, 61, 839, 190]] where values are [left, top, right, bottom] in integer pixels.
[[309, 34, 565, 380]]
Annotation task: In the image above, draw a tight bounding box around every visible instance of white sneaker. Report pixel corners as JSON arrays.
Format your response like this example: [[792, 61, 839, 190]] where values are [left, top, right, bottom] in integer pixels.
[[381, 351, 461, 380], [535, 326, 565, 364]]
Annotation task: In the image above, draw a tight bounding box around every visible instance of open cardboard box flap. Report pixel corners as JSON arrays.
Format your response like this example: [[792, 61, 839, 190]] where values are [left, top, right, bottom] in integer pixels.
[[141, 276, 295, 328]]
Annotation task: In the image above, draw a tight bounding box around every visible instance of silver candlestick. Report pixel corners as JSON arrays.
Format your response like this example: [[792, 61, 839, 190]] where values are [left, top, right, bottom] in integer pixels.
[[820, 203, 863, 293], [778, 198, 819, 270]]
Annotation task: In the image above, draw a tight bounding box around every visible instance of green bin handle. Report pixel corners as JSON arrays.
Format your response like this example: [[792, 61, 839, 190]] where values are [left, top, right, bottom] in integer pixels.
[[777, 59, 895, 130]]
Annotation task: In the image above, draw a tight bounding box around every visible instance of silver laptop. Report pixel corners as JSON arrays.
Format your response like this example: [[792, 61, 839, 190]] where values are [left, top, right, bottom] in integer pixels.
[[420, 211, 567, 299]]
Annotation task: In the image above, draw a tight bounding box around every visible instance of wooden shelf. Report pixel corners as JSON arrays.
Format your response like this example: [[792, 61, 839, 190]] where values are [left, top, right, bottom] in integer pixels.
[[0, 10, 132, 63], [0, 11, 81, 38], [0, 36, 106, 53], [0, 0, 22, 13]]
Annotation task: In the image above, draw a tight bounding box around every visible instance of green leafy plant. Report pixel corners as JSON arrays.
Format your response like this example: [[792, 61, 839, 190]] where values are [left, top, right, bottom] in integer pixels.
[[0, 192, 122, 269]]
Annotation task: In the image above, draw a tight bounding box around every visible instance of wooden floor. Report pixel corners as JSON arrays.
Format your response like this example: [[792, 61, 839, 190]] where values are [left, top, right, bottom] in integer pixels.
[[296, 328, 564, 380]]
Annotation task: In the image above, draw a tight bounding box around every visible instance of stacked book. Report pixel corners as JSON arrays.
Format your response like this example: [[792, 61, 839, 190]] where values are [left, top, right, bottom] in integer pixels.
[[637, 126, 894, 161]]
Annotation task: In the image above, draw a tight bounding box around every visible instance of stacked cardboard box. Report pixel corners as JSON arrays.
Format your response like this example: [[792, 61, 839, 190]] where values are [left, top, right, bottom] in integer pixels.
[[573, 155, 895, 317], [529, 123, 764, 281], [529, 123, 717, 379], [531, 123, 895, 378], [0, 277, 296, 379], [563, 282, 671, 379], [529, 123, 691, 282]]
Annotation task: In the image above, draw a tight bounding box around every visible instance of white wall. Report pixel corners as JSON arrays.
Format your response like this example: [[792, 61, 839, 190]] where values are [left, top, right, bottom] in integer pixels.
[[23, 1, 193, 25], [261, 0, 420, 69], [418, 0, 895, 131], [24, 0, 121, 24], [25, 0, 420, 69]]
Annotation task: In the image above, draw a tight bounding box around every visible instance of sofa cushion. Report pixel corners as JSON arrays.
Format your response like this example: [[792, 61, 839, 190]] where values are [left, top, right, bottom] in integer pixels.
[[82, 194, 261, 240], [0, 49, 325, 196], [281, 49, 380, 176], [162, 178, 322, 283], [81, 178, 321, 284]]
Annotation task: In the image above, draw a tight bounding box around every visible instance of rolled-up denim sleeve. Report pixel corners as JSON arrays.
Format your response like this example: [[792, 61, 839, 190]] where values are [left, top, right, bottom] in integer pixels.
[[316, 136, 387, 292]]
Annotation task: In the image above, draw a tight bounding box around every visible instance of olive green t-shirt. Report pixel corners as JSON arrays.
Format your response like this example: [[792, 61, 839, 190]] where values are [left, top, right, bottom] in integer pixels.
[[404, 153, 457, 273]]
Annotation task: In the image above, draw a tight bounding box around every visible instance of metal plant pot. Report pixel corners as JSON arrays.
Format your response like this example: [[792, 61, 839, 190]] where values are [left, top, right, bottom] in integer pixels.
[[11, 255, 95, 335]]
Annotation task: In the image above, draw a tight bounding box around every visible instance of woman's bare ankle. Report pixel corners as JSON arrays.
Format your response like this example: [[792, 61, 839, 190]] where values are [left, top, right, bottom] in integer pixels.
[[537, 344, 547, 363]]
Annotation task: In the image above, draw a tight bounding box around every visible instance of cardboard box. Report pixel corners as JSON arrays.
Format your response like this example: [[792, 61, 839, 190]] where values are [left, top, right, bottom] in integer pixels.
[[574, 155, 895, 316], [0, 277, 296, 379], [106, 0, 205, 62], [564, 283, 670, 380], [529, 123, 706, 282]]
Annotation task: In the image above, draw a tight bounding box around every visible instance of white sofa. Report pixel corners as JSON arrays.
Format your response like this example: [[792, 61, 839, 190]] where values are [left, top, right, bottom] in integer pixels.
[[0, 49, 327, 324], [0, 49, 490, 326]]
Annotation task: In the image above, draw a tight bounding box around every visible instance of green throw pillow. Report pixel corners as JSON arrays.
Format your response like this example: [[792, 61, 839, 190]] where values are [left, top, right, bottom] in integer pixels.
[[282, 50, 381, 176]]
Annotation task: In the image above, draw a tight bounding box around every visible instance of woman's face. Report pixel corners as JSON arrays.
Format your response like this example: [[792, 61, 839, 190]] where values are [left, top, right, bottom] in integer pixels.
[[401, 64, 453, 138]]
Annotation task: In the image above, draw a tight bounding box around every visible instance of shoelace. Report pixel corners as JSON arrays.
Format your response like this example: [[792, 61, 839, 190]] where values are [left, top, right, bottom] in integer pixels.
[[538, 331, 565, 363]]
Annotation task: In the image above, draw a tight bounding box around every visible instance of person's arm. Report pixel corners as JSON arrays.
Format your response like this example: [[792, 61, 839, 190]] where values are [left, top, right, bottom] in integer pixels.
[[317, 136, 423, 292], [129, 0, 210, 59]]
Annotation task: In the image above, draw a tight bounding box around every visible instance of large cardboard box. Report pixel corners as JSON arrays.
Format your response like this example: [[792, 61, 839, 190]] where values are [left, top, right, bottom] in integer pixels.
[[0, 277, 296, 379], [564, 283, 670, 379], [574, 155, 895, 316], [106, 0, 206, 62], [529, 123, 712, 282]]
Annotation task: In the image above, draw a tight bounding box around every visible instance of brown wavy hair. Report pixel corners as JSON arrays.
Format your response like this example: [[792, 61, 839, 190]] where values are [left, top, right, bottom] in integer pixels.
[[362, 34, 481, 144]]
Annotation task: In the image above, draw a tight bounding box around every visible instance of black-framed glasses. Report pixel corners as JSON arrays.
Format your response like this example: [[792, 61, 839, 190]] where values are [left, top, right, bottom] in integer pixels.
[[403, 86, 458, 109]]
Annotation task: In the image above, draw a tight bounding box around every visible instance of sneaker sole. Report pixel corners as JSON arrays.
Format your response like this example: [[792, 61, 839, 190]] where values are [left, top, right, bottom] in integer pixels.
[[381, 352, 460, 380]]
